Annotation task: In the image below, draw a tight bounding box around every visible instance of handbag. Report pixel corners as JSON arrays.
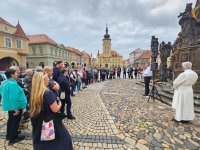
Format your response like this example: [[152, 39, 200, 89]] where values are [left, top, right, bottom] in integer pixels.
[[32, 112, 64, 144], [60, 92, 65, 99], [40, 119, 55, 141]]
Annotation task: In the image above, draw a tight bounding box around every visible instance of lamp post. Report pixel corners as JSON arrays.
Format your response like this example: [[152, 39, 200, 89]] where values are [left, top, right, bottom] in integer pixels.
[[80, 52, 83, 68]]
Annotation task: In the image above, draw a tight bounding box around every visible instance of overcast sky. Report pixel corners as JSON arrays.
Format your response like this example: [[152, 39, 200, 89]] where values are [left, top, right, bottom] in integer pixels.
[[0, 0, 195, 59]]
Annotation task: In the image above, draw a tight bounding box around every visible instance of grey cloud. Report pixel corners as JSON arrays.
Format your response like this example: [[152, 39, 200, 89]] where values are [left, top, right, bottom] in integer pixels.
[[0, 0, 188, 58]]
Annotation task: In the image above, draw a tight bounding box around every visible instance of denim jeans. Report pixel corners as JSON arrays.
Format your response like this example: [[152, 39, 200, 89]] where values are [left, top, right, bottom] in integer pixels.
[[77, 81, 81, 92]]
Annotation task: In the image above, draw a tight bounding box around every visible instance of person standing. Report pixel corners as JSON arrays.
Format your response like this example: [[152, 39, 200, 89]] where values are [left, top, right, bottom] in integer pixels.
[[142, 63, 152, 96], [112, 67, 116, 79], [52, 61, 63, 82], [22, 69, 33, 121], [101, 67, 106, 81], [58, 69, 76, 119], [30, 72, 73, 150], [137, 65, 143, 79], [134, 67, 138, 79], [106, 68, 110, 80], [0, 69, 27, 145], [117, 66, 121, 78], [69, 69, 76, 96], [9, 66, 24, 88], [172, 62, 198, 122], [90, 68, 94, 83], [44, 66, 60, 96], [109, 68, 113, 79], [76, 69, 82, 92], [128, 67, 133, 79], [123, 66, 127, 79]]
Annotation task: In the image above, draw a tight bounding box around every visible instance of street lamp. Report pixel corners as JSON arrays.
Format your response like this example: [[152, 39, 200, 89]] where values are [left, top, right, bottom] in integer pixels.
[[80, 52, 83, 68]]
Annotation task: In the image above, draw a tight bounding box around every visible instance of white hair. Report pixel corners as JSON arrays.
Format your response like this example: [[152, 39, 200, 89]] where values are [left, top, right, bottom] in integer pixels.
[[182, 61, 192, 69], [35, 66, 43, 72], [10, 66, 19, 70], [26, 69, 32, 74]]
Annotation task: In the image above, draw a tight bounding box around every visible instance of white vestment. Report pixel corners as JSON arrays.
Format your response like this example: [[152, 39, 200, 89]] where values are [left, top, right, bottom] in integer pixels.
[[172, 69, 198, 121]]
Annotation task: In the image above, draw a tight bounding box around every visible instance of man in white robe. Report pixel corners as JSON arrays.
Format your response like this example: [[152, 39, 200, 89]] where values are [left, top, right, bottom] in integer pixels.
[[172, 61, 198, 122]]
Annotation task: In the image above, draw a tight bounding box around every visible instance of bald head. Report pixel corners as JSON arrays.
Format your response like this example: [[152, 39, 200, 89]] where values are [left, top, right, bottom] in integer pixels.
[[44, 66, 53, 77]]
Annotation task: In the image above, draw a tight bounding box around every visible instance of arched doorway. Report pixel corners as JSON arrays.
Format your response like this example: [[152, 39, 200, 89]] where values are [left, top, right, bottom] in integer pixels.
[[53, 61, 57, 67], [71, 62, 75, 68], [65, 62, 69, 67], [0, 57, 19, 71], [39, 62, 44, 68], [84, 63, 86, 67], [105, 64, 108, 68]]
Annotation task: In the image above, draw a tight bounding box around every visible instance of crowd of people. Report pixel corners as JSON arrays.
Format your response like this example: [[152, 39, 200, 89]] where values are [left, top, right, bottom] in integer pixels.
[[0, 60, 197, 149], [0, 61, 143, 149]]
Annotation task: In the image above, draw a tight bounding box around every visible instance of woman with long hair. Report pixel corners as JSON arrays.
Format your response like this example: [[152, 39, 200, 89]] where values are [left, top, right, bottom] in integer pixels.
[[30, 72, 73, 150]]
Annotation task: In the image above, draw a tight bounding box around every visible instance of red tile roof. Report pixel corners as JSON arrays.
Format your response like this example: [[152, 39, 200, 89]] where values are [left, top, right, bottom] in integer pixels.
[[83, 52, 90, 58], [74, 48, 81, 55], [0, 17, 15, 27], [98, 50, 122, 58], [138, 51, 152, 59], [98, 53, 105, 58], [65, 46, 81, 55], [28, 34, 58, 46], [15, 22, 28, 39], [65, 46, 74, 52], [111, 51, 122, 57]]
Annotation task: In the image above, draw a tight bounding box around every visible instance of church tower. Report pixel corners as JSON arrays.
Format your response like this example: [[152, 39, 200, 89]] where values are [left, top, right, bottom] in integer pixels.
[[103, 25, 111, 57]]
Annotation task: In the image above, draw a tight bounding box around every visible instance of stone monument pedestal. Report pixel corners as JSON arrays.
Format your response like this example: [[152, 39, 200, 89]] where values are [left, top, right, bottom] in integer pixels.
[[173, 44, 200, 91]]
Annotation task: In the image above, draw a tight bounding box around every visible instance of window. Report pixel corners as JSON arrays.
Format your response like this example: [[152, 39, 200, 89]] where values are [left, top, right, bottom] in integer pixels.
[[55, 51, 57, 56], [4, 37, 12, 48], [33, 49, 36, 55], [4, 26, 8, 32], [16, 39, 22, 49], [40, 50, 43, 54], [50, 47, 53, 55]]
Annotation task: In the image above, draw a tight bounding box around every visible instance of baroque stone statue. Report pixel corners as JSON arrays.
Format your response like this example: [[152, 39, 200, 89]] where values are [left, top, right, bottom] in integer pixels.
[[177, 2, 200, 45], [151, 36, 159, 64], [171, 0, 200, 91], [159, 42, 171, 82]]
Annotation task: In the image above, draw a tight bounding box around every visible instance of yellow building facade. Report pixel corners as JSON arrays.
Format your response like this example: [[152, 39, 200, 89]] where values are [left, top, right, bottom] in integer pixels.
[[0, 17, 29, 71], [97, 26, 123, 68]]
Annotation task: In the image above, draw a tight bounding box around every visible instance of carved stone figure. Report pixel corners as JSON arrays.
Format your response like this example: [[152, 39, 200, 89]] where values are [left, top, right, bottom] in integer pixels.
[[172, 0, 200, 91], [151, 36, 159, 64], [159, 42, 171, 82]]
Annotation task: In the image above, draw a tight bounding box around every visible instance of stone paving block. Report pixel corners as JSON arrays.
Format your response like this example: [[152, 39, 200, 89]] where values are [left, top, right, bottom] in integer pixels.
[[0, 80, 200, 149]]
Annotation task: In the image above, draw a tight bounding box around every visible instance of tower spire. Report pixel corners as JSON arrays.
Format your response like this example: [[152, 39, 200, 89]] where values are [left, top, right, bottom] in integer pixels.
[[106, 24, 108, 34], [104, 24, 110, 39]]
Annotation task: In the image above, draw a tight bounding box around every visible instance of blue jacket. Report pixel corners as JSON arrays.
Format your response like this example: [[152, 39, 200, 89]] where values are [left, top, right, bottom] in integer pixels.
[[52, 67, 60, 82], [58, 75, 70, 95], [0, 78, 27, 111]]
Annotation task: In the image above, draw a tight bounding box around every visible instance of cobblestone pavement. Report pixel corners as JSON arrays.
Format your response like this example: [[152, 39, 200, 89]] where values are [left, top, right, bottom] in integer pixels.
[[100, 79, 200, 150], [0, 79, 200, 149]]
